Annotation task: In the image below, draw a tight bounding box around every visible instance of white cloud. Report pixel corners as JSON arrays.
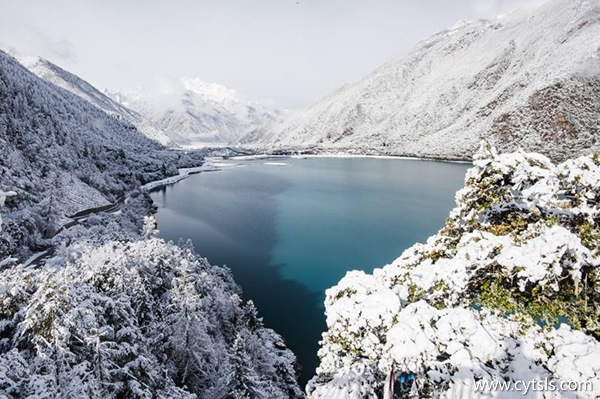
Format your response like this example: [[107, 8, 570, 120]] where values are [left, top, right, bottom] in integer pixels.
[[467, 0, 551, 18], [0, 24, 76, 65], [0, 0, 557, 109]]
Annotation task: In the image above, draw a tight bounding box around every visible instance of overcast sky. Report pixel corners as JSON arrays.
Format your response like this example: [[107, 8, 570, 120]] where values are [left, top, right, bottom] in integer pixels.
[[0, 0, 549, 109]]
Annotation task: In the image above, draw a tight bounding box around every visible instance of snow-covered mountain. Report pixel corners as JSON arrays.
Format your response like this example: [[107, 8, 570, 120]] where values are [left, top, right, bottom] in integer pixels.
[[250, 0, 600, 161], [17, 56, 173, 146], [109, 78, 283, 147], [0, 50, 199, 259]]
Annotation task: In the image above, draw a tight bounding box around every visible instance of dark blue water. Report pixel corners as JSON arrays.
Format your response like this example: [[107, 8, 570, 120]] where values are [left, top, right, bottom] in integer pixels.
[[150, 157, 469, 387]]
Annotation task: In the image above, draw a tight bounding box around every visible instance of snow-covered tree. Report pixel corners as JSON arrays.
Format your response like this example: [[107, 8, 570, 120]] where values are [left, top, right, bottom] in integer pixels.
[[0, 190, 17, 269], [227, 334, 266, 399], [0, 190, 16, 233]]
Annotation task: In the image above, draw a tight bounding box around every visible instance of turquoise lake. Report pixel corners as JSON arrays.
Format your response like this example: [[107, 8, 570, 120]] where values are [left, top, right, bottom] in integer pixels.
[[150, 157, 470, 386]]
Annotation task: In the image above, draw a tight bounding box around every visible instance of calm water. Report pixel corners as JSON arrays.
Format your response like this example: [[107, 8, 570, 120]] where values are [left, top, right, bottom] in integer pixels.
[[150, 157, 469, 386]]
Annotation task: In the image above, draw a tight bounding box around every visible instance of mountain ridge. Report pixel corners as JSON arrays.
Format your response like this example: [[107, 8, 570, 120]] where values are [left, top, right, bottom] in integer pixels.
[[17, 55, 174, 146], [0, 50, 200, 259]]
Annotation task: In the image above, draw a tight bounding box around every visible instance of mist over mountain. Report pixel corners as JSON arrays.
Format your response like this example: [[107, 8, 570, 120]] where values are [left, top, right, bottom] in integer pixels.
[[108, 78, 284, 147], [2, 0, 600, 397]]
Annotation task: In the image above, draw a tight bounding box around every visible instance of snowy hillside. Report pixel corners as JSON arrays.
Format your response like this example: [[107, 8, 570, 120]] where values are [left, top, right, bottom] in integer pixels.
[[109, 78, 283, 147], [307, 143, 600, 398], [17, 56, 173, 146], [0, 50, 202, 260], [250, 0, 600, 161]]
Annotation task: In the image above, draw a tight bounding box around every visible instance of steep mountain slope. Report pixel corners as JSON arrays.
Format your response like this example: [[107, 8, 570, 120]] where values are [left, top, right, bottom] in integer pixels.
[[0, 50, 200, 259], [110, 78, 283, 147], [251, 0, 600, 161], [17, 56, 173, 146]]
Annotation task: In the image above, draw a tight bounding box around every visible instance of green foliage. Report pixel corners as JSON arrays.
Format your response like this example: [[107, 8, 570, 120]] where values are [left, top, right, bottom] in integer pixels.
[[334, 288, 357, 300], [408, 283, 426, 302], [578, 220, 599, 251], [484, 211, 531, 241]]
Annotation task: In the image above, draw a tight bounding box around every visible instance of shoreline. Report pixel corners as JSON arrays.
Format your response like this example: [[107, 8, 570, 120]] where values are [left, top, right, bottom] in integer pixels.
[[141, 163, 220, 191], [142, 149, 474, 195], [227, 152, 473, 165]]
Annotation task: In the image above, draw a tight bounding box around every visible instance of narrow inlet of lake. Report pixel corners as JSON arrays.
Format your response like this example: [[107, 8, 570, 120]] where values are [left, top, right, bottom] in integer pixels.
[[150, 157, 470, 387]]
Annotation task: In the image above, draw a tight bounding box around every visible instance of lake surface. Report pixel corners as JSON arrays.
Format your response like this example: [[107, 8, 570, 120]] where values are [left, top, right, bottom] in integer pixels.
[[150, 157, 470, 386]]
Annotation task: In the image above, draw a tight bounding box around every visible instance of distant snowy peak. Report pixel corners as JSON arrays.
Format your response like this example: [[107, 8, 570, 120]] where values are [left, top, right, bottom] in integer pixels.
[[448, 19, 472, 31], [182, 77, 240, 107], [110, 79, 283, 147], [17, 55, 173, 146], [251, 0, 600, 161]]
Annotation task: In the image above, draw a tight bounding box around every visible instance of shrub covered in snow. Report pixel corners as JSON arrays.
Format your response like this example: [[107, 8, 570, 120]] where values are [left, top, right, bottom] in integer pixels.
[[308, 143, 600, 398]]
